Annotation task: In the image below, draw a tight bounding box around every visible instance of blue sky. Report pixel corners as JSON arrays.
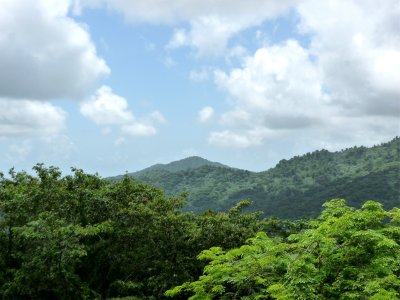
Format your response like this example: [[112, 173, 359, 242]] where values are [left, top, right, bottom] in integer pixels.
[[0, 0, 399, 176]]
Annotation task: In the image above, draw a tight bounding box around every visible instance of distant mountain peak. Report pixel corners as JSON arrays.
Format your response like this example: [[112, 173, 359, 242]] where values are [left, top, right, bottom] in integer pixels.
[[133, 156, 229, 175]]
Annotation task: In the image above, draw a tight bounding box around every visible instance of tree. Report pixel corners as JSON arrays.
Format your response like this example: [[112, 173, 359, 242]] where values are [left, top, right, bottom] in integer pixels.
[[166, 199, 400, 299], [0, 165, 264, 299]]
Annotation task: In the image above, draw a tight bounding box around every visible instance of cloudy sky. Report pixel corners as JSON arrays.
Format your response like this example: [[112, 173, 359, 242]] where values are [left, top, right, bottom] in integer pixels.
[[0, 0, 399, 176]]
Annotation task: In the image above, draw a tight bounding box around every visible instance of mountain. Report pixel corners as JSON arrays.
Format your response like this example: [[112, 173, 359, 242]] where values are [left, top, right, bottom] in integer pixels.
[[133, 156, 228, 175], [115, 137, 400, 219]]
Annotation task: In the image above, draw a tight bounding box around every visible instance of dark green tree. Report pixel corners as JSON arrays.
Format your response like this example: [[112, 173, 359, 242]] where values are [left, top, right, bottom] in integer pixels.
[[0, 165, 263, 299]]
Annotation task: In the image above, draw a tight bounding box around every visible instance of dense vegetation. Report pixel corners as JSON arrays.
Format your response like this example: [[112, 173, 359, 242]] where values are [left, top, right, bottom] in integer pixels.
[[167, 200, 400, 299], [0, 165, 268, 299], [125, 137, 400, 219], [0, 166, 398, 299]]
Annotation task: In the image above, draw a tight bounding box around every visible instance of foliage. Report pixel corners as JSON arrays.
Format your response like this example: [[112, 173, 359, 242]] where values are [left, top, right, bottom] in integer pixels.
[[0, 165, 264, 299], [125, 137, 400, 219], [1, 137, 399, 299], [166, 199, 400, 299], [126, 165, 254, 213]]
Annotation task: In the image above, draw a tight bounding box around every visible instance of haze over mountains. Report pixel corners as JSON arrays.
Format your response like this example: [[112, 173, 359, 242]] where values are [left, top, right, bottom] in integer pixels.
[[113, 137, 400, 219]]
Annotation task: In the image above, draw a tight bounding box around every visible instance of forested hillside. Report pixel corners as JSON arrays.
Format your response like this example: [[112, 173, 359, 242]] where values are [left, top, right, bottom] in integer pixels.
[[125, 137, 400, 219], [1, 166, 398, 299]]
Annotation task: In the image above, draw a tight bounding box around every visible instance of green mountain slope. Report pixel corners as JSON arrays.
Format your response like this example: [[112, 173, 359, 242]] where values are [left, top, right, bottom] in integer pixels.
[[115, 156, 229, 179], [134, 166, 255, 212], [121, 137, 400, 219]]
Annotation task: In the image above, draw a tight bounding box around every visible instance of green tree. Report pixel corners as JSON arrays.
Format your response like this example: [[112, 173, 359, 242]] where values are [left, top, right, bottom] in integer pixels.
[[166, 199, 400, 299], [0, 165, 264, 299]]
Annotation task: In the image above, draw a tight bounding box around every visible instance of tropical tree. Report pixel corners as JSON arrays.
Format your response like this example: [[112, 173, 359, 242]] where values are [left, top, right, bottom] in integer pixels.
[[166, 199, 400, 299]]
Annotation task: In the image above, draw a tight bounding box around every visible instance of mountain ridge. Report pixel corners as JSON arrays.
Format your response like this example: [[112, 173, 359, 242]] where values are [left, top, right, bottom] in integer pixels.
[[113, 137, 399, 219]]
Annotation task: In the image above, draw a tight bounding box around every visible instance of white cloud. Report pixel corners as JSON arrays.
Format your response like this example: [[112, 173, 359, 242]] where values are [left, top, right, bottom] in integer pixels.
[[211, 40, 327, 147], [167, 16, 247, 56], [121, 123, 157, 137], [167, 29, 188, 48], [208, 129, 271, 148], [80, 0, 294, 24], [80, 86, 164, 137], [80, 86, 134, 125], [77, 0, 295, 55], [206, 0, 400, 148], [297, 0, 400, 117], [0, 99, 67, 137], [198, 106, 215, 123], [0, 0, 109, 100]]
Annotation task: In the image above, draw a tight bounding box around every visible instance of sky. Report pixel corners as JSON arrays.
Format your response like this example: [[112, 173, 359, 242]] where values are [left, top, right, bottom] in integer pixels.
[[0, 0, 399, 177]]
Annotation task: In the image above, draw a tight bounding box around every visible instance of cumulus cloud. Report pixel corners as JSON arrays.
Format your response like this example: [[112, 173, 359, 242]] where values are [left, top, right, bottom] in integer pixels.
[[76, 0, 295, 55], [297, 0, 400, 117], [210, 40, 328, 147], [0, 99, 67, 137], [206, 0, 400, 148], [167, 16, 248, 56], [80, 86, 165, 137], [198, 106, 215, 123], [0, 0, 109, 100], [80, 86, 134, 125]]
